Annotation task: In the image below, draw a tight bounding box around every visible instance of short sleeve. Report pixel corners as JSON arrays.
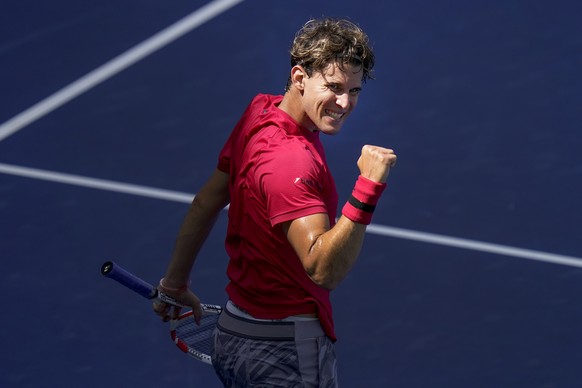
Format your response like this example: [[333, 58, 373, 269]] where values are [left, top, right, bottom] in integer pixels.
[[255, 143, 328, 226]]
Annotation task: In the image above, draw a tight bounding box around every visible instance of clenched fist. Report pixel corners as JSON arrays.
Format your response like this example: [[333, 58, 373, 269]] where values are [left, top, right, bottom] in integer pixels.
[[357, 145, 397, 183]]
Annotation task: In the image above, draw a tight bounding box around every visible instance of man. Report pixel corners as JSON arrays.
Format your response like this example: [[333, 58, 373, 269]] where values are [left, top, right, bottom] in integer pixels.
[[154, 17, 397, 387]]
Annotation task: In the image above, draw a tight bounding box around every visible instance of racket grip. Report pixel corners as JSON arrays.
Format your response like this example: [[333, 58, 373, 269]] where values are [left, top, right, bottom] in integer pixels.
[[101, 261, 157, 299]]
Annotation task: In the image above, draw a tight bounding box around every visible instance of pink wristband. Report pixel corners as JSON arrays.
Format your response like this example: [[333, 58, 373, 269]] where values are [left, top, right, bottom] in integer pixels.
[[342, 175, 386, 225]]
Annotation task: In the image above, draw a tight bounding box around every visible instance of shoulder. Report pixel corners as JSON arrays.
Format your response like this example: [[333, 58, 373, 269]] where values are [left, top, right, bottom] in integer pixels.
[[253, 129, 312, 162], [253, 138, 320, 191], [246, 94, 283, 115]]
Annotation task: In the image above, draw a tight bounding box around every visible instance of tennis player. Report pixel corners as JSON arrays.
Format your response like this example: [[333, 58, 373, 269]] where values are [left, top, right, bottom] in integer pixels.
[[154, 17, 397, 387]]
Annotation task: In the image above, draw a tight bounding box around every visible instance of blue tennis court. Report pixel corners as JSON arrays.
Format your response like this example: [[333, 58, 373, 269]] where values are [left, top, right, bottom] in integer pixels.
[[1, 1, 581, 386]]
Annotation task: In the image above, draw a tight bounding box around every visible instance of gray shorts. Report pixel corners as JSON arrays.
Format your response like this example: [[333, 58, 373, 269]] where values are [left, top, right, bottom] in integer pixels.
[[211, 308, 338, 387]]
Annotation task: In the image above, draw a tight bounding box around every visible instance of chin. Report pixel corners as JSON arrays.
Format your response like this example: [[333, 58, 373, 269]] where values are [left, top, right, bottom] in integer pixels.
[[317, 119, 344, 135], [319, 126, 342, 135]]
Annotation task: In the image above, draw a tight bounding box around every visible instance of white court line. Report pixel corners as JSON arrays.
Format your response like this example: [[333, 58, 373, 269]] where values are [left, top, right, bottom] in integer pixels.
[[0, 163, 194, 204], [0, 0, 244, 142], [1, 162, 582, 269], [366, 224, 582, 269]]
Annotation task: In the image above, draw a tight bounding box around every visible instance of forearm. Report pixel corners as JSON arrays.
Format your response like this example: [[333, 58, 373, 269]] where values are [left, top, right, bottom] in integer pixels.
[[163, 198, 221, 283], [306, 216, 367, 289], [163, 169, 229, 287], [287, 174, 390, 289], [309, 173, 389, 288]]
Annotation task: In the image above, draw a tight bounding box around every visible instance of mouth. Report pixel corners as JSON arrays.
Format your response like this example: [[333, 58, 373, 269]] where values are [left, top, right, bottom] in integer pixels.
[[324, 109, 345, 121]]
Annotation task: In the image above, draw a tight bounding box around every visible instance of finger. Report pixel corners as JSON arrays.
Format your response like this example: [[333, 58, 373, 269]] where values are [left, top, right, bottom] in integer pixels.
[[192, 303, 203, 326], [162, 305, 176, 322], [171, 306, 183, 321], [388, 154, 397, 168], [377, 148, 397, 168], [153, 301, 173, 323], [153, 300, 167, 314]]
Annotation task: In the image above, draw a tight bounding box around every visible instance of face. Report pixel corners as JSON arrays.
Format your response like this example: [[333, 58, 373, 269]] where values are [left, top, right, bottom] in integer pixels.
[[296, 62, 363, 135]]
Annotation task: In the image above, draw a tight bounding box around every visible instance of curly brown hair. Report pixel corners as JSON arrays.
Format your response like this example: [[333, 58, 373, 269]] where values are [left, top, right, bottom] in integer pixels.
[[285, 18, 375, 91]]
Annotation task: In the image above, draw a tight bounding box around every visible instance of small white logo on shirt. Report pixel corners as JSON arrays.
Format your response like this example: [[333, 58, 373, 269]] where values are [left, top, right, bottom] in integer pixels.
[[294, 177, 322, 191]]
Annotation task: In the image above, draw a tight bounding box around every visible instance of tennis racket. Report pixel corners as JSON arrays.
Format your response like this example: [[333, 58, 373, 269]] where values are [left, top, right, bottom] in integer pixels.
[[101, 260, 222, 365]]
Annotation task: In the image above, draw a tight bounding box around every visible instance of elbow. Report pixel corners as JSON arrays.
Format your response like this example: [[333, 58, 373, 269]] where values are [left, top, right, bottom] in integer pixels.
[[192, 189, 229, 213], [308, 269, 339, 291], [303, 253, 341, 290]]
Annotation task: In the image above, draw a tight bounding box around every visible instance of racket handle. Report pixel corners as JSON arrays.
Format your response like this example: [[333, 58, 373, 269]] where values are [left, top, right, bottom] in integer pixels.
[[101, 261, 156, 299]]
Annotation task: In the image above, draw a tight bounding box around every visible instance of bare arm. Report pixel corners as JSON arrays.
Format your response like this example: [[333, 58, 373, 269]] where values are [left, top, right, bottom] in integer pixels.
[[162, 169, 230, 286], [153, 168, 229, 322], [282, 213, 367, 290], [282, 145, 397, 290]]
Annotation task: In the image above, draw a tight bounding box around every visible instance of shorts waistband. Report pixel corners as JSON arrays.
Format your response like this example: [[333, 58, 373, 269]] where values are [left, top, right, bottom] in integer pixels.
[[226, 300, 318, 322], [217, 307, 324, 341]]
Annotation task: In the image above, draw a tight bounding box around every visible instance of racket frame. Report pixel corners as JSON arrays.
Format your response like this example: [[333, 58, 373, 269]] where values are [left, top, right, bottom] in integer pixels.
[[171, 309, 221, 364]]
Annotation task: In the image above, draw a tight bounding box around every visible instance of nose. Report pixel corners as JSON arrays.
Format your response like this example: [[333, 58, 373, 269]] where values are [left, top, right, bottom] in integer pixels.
[[336, 93, 350, 110]]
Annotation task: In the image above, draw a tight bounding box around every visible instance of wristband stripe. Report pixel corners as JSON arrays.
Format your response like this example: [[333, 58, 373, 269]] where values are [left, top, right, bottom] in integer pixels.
[[348, 195, 376, 213]]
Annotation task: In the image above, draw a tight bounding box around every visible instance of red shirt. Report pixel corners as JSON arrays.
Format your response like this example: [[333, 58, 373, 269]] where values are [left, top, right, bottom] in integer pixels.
[[217, 94, 339, 340]]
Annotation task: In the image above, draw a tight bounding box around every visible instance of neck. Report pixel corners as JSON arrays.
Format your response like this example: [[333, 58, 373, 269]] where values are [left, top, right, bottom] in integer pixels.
[[278, 90, 316, 132]]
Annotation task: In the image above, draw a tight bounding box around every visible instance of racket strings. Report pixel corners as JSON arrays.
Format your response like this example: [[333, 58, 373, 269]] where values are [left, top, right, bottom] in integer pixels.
[[174, 314, 219, 355]]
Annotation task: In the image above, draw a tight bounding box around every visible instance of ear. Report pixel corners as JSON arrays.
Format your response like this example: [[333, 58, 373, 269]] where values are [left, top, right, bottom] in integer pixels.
[[290, 65, 307, 91]]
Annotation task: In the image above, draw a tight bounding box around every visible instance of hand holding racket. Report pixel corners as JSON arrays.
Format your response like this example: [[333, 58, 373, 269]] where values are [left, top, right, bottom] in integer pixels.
[[154, 276, 201, 324], [101, 261, 222, 364]]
